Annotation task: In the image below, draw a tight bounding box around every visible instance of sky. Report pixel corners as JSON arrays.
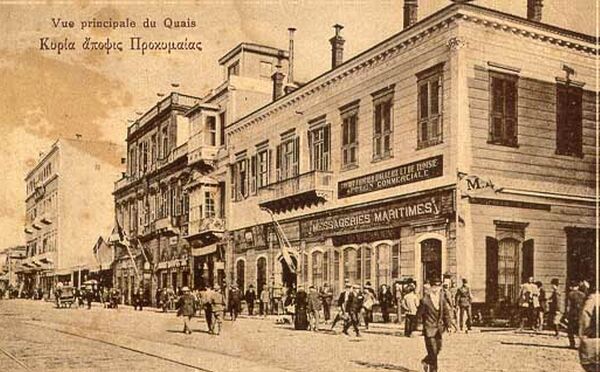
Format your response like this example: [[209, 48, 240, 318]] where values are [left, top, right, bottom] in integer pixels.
[[0, 0, 596, 248]]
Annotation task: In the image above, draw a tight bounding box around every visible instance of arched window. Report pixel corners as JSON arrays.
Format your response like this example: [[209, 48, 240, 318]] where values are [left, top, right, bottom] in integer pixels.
[[323, 251, 329, 283], [375, 243, 391, 288], [312, 251, 323, 288], [391, 243, 400, 279], [363, 246, 372, 284], [334, 250, 340, 281], [343, 247, 358, 283], [236, 259, 245, 292], [257, 257, 267, 293]]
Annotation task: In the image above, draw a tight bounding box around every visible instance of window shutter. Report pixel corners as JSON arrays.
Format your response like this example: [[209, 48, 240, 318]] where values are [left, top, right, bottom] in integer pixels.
[[486, 236, 499, 303], [230, 165, 237, 201], [275, 144, 281, 181], [293, 136, 300, 176], [250, 155, 257, 195], [556, 85, 568, 153], [267, 149, 272, 185], [521, 239, 534, 283], [324, 124, 331, 170], [570, 88, 583, 155], [307, 130, 313, 171], [245, 158, 250, 198]]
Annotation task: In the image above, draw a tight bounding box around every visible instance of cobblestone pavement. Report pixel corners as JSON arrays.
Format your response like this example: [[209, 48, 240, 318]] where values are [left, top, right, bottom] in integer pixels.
[[0, 299, 583, 372]]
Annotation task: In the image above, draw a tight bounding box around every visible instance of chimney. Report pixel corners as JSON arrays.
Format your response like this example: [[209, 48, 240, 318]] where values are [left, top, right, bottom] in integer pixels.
[[272, 63, 285, 100], [329, 24, 345, 69], [287, 27, 296, 85], [403, 0, 418, 28], [527, 0, 543, 22]]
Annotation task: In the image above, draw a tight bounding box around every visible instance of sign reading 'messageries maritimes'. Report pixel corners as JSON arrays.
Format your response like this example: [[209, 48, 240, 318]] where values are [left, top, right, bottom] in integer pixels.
[[338, 155, 443, 198]]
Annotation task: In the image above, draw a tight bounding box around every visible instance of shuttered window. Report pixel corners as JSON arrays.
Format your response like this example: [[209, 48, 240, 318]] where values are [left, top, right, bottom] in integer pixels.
[[417, 65, 443, 148], [276, 136, 299, 181], [340, 102, 359, 169], [556, 84, 583, 156], [308, 123, 330, 171]]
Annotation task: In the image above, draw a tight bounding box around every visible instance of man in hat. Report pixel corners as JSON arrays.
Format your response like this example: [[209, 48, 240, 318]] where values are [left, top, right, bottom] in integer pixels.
[[379, 283, 394, 323], [342, 284, 363, 337], [245, 284, 256, 316], [455, 278, 473, 333], [319, 283, 333, 322], [402, 283, 419, 337], [331, 281, 352, 330], [417, 276, 452, 372], [548, 278, 561, 337], [176, 286, 196, 335], [307, 285, 322, 331], [210, 284, 226, 335]]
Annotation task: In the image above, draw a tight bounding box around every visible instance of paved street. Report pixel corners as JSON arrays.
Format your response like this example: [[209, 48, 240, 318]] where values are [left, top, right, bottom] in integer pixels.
[[0, 299, 583, 372]]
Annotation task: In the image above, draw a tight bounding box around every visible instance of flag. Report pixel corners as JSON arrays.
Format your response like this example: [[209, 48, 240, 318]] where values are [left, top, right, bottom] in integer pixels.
[[263, 208, 296, 273], [108, 215, 125, 244]]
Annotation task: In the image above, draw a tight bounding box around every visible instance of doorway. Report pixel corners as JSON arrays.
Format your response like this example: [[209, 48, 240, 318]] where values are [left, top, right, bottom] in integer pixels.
[[421, 239, 442, 287], [566, 228, 596, 286], [280, 256, 298, 290]]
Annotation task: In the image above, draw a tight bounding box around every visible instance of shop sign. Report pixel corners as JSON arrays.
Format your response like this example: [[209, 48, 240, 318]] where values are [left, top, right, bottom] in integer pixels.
[[300, 190, 453, 240], [331, 228, 400, 246], [338, 155, 443, 198]]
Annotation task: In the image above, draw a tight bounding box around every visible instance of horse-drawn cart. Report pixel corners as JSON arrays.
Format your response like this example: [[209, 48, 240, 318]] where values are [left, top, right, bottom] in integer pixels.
[[55, 286, 75, 308]]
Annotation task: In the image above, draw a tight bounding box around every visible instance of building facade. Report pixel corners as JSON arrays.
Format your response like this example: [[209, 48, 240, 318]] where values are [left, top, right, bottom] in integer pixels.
[[21, 139, 124, 297], [0, 246, 26, 292], [223, 0, 596, 313]]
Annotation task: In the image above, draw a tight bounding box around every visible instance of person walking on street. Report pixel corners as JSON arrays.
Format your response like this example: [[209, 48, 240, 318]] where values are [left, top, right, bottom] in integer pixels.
[[442, 279, 457, 333], [517, 277, 536, 331], [201, 287, 213, 333], [536, 281, 547, 332], [320, 283, 333, 323], [578, 286, 599, 372], [455, 278, 473, 333], [402, 283, 419, 337], [229, 285, 242, 321], [245, 285, 256, 316], [176, 287, 196, 335], [379, 284, 393, 323], [331, 282, 352, 330], [342, 284, 363, 337], [259, 285, 270, 317], [566, 281, 586, 349], [133, 286, 143, 311], [417, 276, 452, 372], [362, 284, 376, 330], [210, 285, 226, 335], [307, 285, 322, 332], [548, 278, 562, 337], [394, 281, 403, 324]]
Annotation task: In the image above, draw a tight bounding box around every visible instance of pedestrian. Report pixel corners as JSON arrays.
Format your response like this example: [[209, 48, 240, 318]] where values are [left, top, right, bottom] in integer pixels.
[[442, 279, 457, 332], [536, 281, 547, 332], [202, 287, 213, 333], [210, 285, 226, 335], [342, 284, 362, 337], [229, 285, 242, 321], [331, 282, 352, 331], [578, 285, 599, 372], [402, 283, 419, 337], [566, 281, 586, 349], [517, 277, 536, 331], [417, 276, 452, 372], [378, 284, 393, 323], [394, 281, 403, 324], [259, 285, 270, 317], [245, 284, 256, 316], [307, 285, 322, 332], [362, 284, 375, 330], [176, 286, 196, 335], [455, 278, 473, 333], [294, 286, 309, 330], [548, 278, 562, 337], [320, 283, 333, 323]]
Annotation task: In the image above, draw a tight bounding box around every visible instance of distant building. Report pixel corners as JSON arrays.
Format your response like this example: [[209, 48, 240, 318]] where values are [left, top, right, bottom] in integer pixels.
[[0, 246, 26, 291], [20, 138, 125, 296]]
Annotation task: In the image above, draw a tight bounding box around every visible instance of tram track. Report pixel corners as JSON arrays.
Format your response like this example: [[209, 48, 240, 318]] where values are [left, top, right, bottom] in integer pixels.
[[0, 317, 213, 372]]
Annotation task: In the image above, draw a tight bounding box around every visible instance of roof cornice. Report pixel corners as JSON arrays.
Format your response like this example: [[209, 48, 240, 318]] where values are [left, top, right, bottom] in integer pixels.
[[226, 3, 596, 137]]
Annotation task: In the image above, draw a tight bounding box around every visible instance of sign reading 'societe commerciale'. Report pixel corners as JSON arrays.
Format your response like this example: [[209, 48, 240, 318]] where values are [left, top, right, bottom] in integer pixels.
[[338, 155, 443, 198]]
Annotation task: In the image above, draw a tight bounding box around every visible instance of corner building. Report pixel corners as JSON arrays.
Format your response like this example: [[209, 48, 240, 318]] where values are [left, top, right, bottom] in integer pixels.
[[224, 0, 596, 314]]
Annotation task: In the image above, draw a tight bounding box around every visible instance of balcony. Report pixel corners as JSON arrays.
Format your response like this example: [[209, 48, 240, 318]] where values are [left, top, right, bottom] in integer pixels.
[[188, 134, 218, 172], [258, 170, 335, 214], [155, 217, 179, 236], [157, 143, 188, 169], [186, 217, 225, 245]]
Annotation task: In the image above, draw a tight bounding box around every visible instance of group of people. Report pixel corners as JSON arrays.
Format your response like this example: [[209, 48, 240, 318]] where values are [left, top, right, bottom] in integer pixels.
[[176, 285, 226, 335]]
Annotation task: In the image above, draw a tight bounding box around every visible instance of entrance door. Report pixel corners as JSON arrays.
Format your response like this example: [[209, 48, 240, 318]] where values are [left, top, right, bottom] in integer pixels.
[[421, 239, 442, 287], [280, 256, 298, 289], [567, 228, 596, 286]]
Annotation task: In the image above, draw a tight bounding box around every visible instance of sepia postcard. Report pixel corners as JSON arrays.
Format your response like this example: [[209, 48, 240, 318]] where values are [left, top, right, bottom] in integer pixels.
[[0, 1, 597, 371]]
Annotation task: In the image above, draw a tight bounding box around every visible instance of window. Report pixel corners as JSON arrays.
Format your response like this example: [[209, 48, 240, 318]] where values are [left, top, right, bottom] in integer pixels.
[[497, 238, 519, 302], [219, 111, 226, 146], [161, 127, 169, 158], [260, 61, 273, 79], [340, 103, 359, 168], [375, 243, 391, 288], [204, 191, 215, 218], [556, 83, 583, 156], [417, 65, 443, 148], [308, 121, 330, 171], [343, 248, 358, 283], [236, 259, 245, 293], [363, 246, 371, 283], [489, 72, 518, 146], [323, 251, 329, 283], [276, 135, 299, 181], [232, 155, 249, 201], [334, 250, 340, 281], [129, 147, 137, 177], [257, 257, 267, 292], [206, 116, 217, 146], [372, 88, 394, 160], [151, 134, 157, 165], [228, 61, 240, 78], [312, 251, 323, 288], [257, 148, 270, 188], [391, 243, 400, 279]]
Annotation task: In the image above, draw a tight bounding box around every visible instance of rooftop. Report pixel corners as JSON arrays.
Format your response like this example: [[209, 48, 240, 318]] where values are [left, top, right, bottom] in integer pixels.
[[218, 42, 290, 66]]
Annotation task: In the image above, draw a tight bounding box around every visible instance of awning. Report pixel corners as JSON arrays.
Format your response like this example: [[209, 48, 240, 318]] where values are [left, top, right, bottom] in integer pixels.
[[192, 244, 217, 257]]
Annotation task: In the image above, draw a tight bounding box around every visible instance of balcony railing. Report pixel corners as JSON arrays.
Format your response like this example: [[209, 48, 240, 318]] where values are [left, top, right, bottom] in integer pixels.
[[188, 134, 218, 171], [157, 143, 188, 169], [186, 216, 225, 243], [258, 170, 334, 213]]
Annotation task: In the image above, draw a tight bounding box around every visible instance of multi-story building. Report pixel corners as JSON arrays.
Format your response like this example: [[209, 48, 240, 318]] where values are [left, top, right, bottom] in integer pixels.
[[0, 246, 26, 291], [224, 0, 596, 316], [21, 138, 124, 296]]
